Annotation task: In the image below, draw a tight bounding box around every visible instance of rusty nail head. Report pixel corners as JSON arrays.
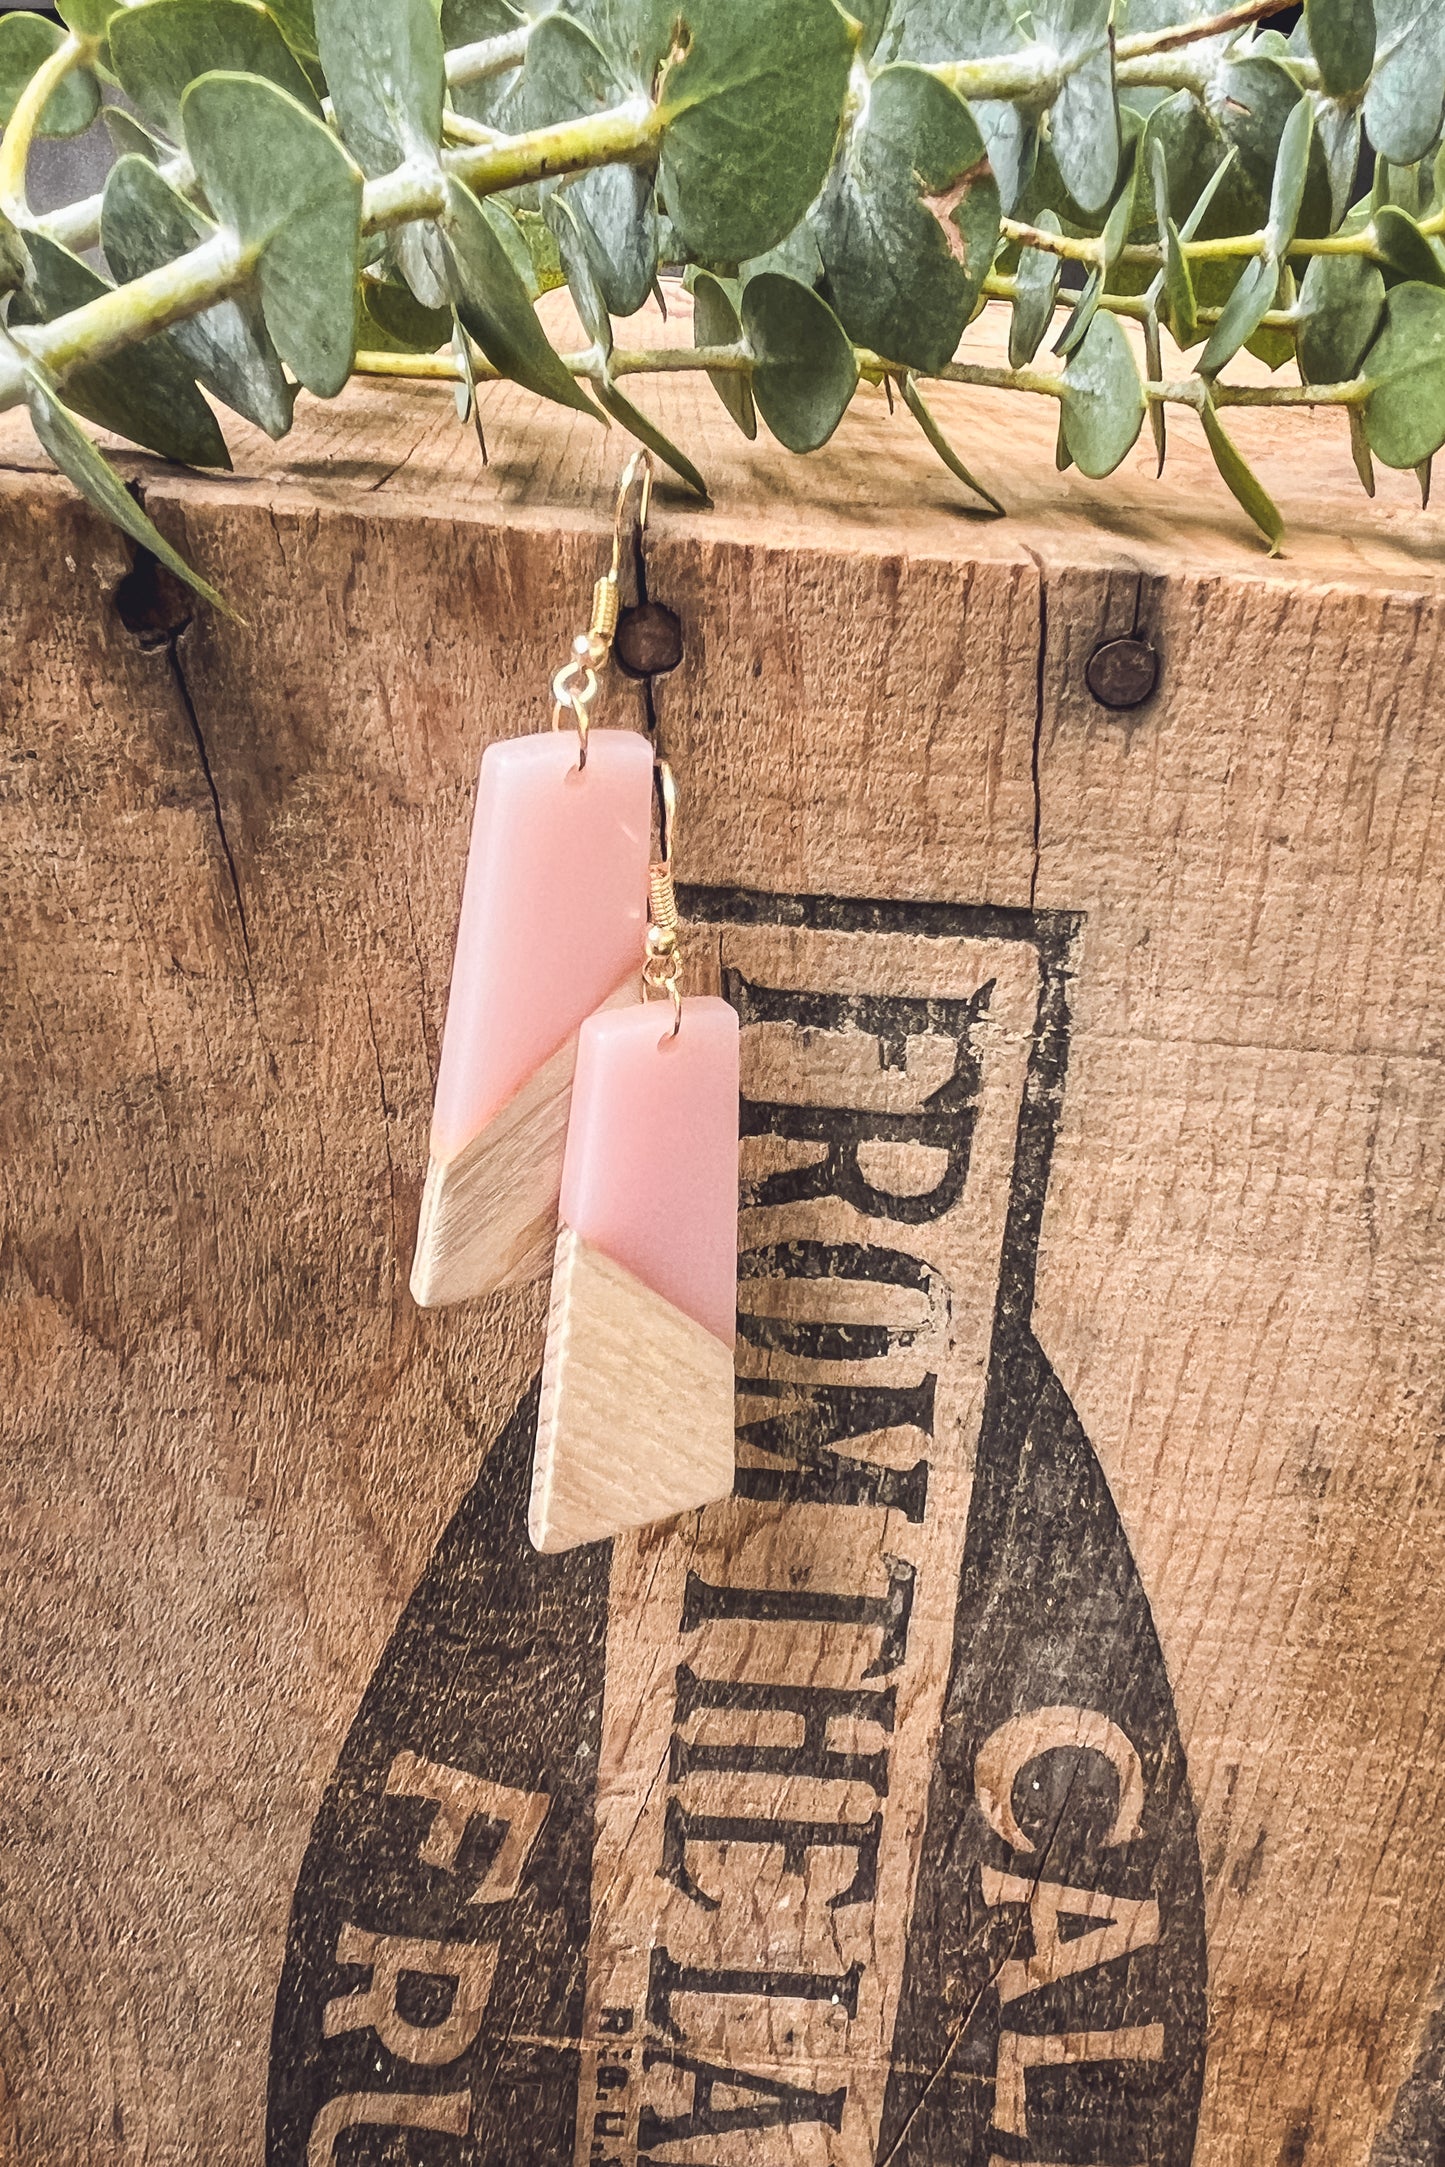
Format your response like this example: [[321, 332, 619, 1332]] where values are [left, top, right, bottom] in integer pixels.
[[1085, 636, 1158, 711], [615, 600, 684, 679]]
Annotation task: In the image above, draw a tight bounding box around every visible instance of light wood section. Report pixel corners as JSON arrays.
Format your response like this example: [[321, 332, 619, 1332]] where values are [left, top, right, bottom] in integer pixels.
[[529, 1225, 735, 1553], [409, 979, 633, 1309]]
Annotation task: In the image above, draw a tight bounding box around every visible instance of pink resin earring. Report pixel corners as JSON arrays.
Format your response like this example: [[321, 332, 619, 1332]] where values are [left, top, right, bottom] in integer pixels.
[[410, 464, 655, 1309], [529, 766, 739, 1552]]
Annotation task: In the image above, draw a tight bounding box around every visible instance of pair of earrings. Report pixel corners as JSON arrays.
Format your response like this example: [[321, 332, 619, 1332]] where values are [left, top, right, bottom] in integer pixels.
[[410, 456, 738, 1555]]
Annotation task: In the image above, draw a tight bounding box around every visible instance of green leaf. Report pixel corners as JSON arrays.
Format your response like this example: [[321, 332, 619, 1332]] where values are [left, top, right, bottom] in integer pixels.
[[23, 233, 231, 468], [1266, 94, 1313, 256], [0, 12, 99, 136], [1036, 0, 1119, 216], [545, 188, 612, 355], [1363, 278, 1445, 467], [1199, 393, 1284, 549], [742, 219, 825, 287], [312, 0, 444, 172], [25, 371, 227, 609], [657, 0, 854, 264], [183, 70, 363, 398], [1297, 252, 1384, 381], [109, 0, 321, 139], [1315, 102, 1362, 229], [521, 14, 658, 315], [266, 0, 319, 64], [1417, 453, 1432, 506], [1305, 0, 1376, 97], [809, 64, 999, 375], [1364, 0, 1445, 166], [1144, 308, 1165, 472], [1059, 309, 1145, 476], [1347, 402, 1376, 493], [1055, 152, 1136, 357], [514, 206, 566, 295], [102, 155, 295, 440], [55, 0, 125, 33], [1162, 215, 1198, 347], [1198, 253, 1279, 376], [899, 372, 1004, 511], [1009, 209, 1063, 367], [595, 379, 710, 498], [101, 106, 165, 162], [1374, 203, 1445, 288], [359, 276, 452, 353], [741, 270, 857, 452], [691, 268, 756, 437], [442, 175, 599, 415]]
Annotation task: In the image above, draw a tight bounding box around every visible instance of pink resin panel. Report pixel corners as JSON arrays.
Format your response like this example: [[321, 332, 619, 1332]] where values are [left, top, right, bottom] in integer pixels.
[[429, 729, 653, 1163], [561, 997, 740, 1347]]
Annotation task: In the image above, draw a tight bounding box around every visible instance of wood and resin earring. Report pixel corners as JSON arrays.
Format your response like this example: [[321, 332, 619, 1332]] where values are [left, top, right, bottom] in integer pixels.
[[410, 459, 656, 1308], [529, 765, 739, 1552]]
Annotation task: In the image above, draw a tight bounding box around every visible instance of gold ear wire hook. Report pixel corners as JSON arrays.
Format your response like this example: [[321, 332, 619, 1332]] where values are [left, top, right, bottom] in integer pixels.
[[643, 757, 682, 1036], [551, 452, 656, 770]]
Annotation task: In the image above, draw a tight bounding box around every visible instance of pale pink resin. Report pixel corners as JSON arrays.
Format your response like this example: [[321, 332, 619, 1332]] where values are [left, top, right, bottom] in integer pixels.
[[560, 997, 740, 1347], [429, 730, 653, 1164]]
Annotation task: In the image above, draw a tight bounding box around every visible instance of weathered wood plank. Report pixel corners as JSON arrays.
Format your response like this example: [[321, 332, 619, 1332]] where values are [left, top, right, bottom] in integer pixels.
[[1, 302, 1443, 2167]]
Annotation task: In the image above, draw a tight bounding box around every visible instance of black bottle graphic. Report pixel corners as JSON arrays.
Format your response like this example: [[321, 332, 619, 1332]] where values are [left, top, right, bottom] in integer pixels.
[[267, 889, 1206, 2167]]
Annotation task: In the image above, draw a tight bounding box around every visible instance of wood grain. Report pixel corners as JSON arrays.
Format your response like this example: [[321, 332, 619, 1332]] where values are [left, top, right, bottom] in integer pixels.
[[529, 1224, 735, 1553], [0, 300, 1442, 2166], [409, 978, 635, 1308]]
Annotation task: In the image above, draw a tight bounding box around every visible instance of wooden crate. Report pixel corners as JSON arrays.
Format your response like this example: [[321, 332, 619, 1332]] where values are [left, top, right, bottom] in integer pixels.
[[2, 307, 1443, 2167]]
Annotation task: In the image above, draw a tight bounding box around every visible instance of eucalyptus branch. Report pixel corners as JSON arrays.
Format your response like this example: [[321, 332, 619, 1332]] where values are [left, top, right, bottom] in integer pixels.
[[1113, 0, 1299, 61], [0, 0, 1434, 563]]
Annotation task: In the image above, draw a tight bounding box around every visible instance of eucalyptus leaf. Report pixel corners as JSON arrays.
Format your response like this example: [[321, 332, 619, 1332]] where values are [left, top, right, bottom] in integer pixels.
[[594, 378, 709, 497], [360, 276, 453, 353], [1060, 309, 1145, 476], [1009, 210, 1063, 367], [1364, 0, 1445, 166], [899, 372, 1004, 512], [109, 0, 321, 139], [1299, 252, 1386, 382], [810, 65, 999, 375], [1363, 278, 1445, 467], [56, 0, 126, 32], [443, 175, 599, 414], [1305, 0, 1376, 98], [741, 270, 857, 453], [312, 0, 445, 173], [101, 107, 165, 163], [522, 14, 657, 314], [1055, 153, 1136, 357], [656, 0, 854, 264], [267, 0, 320, 64], [1347, 401, 1376, 492], [1163, 215, 1199, 347], [1145, 309, 1166, 471], [24, 233, 231, 468], [1374, 203, 1445, 288], [1314, 100, 1362, 230], [691, 268, 755, 437], [0, 12, 98, 136], [546, 188, 612, 355], [1197, 393, 1283, 547], [1266, 95, 1314, 257], [101, 154, 295, 439], [1198, 254, 1279, 377], [183, 70, 363, 398], [1045, 34, 1119, 216], [26, 371, 228, 610]]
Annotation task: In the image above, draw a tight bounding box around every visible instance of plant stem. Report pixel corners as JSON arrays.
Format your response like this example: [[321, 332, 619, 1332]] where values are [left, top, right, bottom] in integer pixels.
[[1115, 0, 1298, 60], [0, 100, 659, 421], [445, 22, 532, 88], [0, 30, 94, 225], [932, 44, 1064, 104]]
